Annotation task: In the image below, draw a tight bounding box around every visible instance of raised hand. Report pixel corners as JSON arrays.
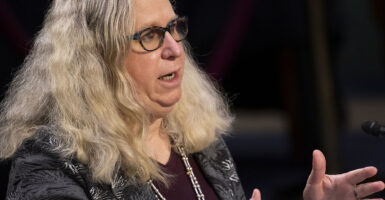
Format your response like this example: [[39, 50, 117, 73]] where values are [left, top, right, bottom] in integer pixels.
[[303, 150, 385, 200]]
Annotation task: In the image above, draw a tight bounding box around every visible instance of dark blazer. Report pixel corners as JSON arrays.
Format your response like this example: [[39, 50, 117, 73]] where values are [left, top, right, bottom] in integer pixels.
[[6, 129, 246, 200]]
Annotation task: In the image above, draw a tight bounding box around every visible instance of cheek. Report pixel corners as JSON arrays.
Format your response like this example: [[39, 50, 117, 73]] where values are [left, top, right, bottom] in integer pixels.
[[124, 55, 158, 91], [127, 70, 156, 100]]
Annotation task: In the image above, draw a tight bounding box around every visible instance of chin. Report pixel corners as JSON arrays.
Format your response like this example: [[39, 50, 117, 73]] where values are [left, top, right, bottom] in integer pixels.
[[146, 90, 182, 118], [151, 98, 181, 118]]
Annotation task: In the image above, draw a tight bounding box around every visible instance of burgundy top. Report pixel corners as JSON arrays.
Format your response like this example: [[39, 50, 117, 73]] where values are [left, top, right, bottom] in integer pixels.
[[153, 149, 219, 200]]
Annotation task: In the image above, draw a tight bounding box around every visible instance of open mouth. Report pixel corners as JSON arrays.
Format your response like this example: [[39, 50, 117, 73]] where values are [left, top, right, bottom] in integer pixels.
[[158, 72, 176, 80]]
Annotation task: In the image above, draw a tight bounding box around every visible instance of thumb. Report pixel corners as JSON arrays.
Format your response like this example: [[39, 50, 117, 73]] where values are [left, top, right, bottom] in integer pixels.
[[306, 149, 326, 185], [250, 188, 261, 200]]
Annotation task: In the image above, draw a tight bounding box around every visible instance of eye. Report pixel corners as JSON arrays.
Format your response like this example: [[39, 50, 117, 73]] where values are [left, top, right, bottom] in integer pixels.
[[141, 29, 157, 43]]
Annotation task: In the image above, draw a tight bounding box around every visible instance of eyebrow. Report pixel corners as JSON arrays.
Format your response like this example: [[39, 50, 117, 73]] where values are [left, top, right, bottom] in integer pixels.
[[136, 15, 179, 32]]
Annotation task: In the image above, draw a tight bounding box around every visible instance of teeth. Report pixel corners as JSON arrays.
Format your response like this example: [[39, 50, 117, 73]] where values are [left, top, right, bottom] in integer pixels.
[[159, 73, 175, 80]]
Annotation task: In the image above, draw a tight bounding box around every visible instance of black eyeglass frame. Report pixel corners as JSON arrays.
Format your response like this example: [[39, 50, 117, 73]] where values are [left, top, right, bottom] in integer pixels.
[[131, 16, 188, 52]]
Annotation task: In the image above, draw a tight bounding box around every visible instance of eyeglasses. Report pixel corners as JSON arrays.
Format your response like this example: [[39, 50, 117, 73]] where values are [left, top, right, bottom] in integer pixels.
[[131, 16, 188, 52]]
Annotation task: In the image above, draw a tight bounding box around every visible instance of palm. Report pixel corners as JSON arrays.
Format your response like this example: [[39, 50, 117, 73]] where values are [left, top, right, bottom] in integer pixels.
[[304, 174, 360, 200], [303, 150, 385, 200]]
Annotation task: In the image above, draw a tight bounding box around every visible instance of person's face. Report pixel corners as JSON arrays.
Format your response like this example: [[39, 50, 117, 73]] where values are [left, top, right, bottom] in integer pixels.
[[125, 0, 185, 118]]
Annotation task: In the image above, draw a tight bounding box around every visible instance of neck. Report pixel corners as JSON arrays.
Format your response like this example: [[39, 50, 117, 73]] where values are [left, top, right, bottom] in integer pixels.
[[146, 118, 171, 165]]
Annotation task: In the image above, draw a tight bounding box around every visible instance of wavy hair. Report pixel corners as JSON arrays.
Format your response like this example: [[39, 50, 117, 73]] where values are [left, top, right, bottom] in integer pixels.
[[0, 0, 233, 184]]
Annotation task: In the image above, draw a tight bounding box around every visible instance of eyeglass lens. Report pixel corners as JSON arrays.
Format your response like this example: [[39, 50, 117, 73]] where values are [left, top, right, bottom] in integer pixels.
[[140, 29, 163, 51]]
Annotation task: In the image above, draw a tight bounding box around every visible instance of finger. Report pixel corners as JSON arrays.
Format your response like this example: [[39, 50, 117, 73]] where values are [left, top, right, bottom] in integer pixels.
[[344, 166, 378, 185], [356, 181, 385, 199], [306, 149, 326, 185], [250, 188, 261, 200]]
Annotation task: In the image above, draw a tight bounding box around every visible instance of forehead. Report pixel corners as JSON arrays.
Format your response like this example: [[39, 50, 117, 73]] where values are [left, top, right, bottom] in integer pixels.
[[133, 0, 176, 30]]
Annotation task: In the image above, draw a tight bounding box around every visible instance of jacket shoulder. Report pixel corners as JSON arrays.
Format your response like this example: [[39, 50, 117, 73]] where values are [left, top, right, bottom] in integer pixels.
[[7, 129, 90, 200]]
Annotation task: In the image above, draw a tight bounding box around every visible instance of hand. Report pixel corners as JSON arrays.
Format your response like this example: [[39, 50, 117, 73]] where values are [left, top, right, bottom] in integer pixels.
[[250, 188, 261, 200], [303, 150, 385, 200]]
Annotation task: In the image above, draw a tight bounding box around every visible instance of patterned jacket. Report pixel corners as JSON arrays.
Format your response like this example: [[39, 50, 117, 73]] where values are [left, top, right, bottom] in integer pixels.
[[6, 130, 246, 200]]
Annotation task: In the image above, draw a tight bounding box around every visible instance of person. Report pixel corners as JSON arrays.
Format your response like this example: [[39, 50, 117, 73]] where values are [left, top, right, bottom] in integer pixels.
[[0, 0, 383, 199]]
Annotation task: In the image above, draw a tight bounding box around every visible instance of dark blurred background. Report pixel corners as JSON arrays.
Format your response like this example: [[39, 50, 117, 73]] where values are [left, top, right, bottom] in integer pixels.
[[1, 0, 385, 199]]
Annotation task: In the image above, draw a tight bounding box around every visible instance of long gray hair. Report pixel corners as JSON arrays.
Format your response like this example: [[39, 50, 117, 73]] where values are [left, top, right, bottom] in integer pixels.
[[0, 0, 233, 184]]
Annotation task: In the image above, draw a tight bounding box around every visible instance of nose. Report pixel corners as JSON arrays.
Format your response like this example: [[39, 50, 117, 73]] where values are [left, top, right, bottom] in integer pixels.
[[161, 32, 183, 59]]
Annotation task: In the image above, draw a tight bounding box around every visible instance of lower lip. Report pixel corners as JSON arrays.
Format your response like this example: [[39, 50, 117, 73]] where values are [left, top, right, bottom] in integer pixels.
[[158, 72, 182, 88]]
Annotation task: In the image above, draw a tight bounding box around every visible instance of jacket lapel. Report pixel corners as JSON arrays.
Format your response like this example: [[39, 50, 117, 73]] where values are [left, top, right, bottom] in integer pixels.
[[193, 137, 246, 200]]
